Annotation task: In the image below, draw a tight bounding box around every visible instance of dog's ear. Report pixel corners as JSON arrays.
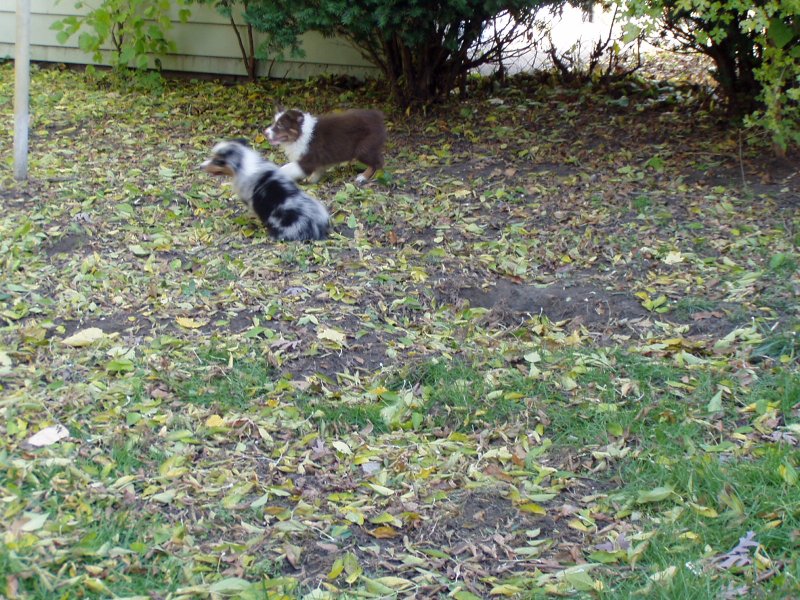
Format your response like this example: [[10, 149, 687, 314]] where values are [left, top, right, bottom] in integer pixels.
[[233, 137, 250, 147], [275, 104, 285, 116]]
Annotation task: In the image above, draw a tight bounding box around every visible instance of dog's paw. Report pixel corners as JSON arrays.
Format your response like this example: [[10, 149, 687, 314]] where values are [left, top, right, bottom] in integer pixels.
[[355, 174, 368, 185]]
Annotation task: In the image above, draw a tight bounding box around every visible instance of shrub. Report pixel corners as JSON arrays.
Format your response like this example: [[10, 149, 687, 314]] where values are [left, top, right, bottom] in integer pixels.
[[51, 0, 190, 70], [621, 0, 799, 154], [193, 0, 565, 107]]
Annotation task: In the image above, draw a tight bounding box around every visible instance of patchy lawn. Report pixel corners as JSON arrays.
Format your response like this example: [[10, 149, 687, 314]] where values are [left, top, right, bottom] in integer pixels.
[[1, 62, 798, 599]]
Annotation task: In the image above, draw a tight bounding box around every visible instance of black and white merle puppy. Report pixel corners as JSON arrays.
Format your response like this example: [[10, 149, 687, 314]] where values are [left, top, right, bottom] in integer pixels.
[[201, 140, 329, 241]]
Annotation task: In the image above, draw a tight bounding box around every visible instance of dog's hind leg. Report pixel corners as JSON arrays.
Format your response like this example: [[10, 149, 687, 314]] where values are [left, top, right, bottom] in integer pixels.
[[355, 148, 383, 184], [355, 167, 376, 185]]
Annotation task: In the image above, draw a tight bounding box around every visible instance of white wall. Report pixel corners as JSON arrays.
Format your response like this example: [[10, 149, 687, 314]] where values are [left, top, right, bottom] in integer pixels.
[[0, 0, 380, 79]]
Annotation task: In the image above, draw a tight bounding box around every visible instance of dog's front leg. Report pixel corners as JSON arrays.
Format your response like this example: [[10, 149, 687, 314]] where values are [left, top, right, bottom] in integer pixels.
[[309, 168, 327, 183], [279, 162, 307, 182]]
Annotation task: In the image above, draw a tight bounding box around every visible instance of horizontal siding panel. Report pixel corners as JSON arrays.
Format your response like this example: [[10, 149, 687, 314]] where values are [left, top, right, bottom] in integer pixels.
[[0, 0, 232, 24], [0, 43, 116, 65], [2, 13, 104, 48], [0, 42, 379, 78], [170, 22, 259, 60], [0, 1, 379, 78]]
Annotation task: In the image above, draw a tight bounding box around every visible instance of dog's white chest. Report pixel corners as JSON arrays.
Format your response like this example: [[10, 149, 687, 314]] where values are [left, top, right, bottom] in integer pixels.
[[283, 140, 306, 162]]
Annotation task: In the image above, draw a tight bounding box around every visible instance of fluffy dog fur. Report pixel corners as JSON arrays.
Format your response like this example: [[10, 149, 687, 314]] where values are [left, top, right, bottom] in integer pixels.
[[265, 108, 386, 184], [201, 140, 329, 241]]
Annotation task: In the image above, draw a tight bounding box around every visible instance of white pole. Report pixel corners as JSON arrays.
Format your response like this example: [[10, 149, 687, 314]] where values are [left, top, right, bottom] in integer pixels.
[[14, 0, 31, 181]]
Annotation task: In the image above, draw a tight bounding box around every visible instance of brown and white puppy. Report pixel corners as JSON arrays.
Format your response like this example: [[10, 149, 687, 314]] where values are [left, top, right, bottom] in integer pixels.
[[265, 108, 386, 184], [201, 140, 329, 241]]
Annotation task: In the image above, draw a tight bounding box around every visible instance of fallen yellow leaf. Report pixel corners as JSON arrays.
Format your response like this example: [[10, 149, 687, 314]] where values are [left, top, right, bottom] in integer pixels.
[[688, 502, 719, 518], [369, 526, 400, 539], [176, 317, 206, 329], [205, 415, 225, 428], [519, 502, 547, 515], [62, 327, 105, 347], [332, 440, 352, 455], [317, 327, 347, 344], [568, 518, 592, 532]]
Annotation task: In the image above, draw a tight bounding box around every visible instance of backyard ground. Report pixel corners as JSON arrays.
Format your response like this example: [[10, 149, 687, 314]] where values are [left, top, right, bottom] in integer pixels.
[[0, 60, 798, 599]]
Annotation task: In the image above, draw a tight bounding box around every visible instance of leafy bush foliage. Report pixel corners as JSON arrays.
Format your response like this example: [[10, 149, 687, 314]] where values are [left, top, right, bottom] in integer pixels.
[[621, 0, 799, 153], [194, 0, 563, 107], [51, 0, 190, 70]]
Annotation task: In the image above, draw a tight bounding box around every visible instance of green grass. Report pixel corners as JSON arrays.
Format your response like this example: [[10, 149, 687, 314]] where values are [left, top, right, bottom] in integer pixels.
[[297, 393, 391, 433], [752, 326, 800, 364], [301, 350, 797, 453], [404, 359, 528, 429], [768, 252, 799, 277], [600, 445, 800, 598], [0, 508, 181, 599], [108, 436, 147, 474], [598, 566, 727, 599], [297, 359, 541, 433], [632, 195, 653, 213], [672, 296, 723, 320], [169, 347, 275, 411], [305, 351, 800, 596], [296, 349, 724, 447]]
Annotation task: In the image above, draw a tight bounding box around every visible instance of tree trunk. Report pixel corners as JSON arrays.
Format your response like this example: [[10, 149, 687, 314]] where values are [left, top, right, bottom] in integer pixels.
[[706, 27, 760, 115]]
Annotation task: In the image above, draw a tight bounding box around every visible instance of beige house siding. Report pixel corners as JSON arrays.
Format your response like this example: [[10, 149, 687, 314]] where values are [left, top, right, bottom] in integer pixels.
[[0, 0, 379, 79]]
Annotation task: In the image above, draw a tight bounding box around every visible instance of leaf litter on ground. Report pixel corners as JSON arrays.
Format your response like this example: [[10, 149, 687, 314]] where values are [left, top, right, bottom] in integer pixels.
[[0, 59, 798, 598]]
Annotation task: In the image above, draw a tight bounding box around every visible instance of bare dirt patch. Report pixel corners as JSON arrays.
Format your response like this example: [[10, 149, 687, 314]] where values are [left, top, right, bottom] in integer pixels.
[[44, 231, 91, 256], [458, 279, 646, 324], [310, 487, 597, 592], [440, 275, 749, 342]]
